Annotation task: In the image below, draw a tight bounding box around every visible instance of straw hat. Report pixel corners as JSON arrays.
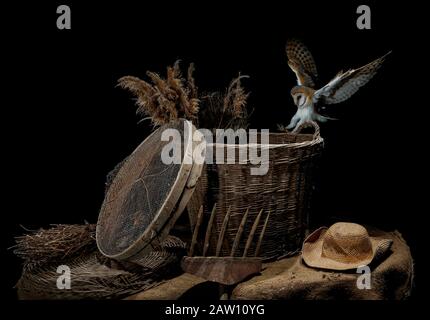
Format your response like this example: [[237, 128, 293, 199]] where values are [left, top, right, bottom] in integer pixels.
[[302, 222, 393, 270]]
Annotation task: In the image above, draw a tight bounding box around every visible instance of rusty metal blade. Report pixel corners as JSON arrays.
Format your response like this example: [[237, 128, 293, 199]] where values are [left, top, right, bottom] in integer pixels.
[[203, 203, 217, 257], [230, 208, 249, 257], [254, 210, 271, 257], [243, 208, 263, 257], [215, 206, 231, 257], [189, 205, 204, 257], [181, 256, 262, 286]]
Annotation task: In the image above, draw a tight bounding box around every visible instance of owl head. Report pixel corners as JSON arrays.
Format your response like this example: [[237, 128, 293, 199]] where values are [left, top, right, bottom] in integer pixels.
[[290, 86, 314, 108]]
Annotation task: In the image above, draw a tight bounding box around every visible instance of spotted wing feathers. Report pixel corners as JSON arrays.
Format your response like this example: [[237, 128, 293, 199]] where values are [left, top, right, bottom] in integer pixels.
[[313, 51, 391, 105], [286, 39, 319, 88]]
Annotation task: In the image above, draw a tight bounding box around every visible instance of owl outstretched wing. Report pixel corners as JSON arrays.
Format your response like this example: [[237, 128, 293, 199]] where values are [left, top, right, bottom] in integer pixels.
[[313, 51, 391, 105], [286, 39, 319, 88]]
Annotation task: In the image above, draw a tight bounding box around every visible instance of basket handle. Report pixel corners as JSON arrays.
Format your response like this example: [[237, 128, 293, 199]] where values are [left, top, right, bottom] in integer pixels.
[[293, 121, 321, 139]]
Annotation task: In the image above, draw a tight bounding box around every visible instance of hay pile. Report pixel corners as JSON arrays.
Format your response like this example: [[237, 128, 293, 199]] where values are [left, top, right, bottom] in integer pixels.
[[14, 224, 186, 299], [13, 224, 97, 271]]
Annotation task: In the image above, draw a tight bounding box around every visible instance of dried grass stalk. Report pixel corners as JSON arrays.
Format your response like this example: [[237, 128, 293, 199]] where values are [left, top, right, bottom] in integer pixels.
[[223, 74, 250, 119], [117, 61, 199, 127], [199, 73, 251, 130], [118, 61, 251, 129]]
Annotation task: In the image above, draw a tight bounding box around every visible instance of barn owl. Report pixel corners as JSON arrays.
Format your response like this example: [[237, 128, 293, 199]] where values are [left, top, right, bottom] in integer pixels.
[[285, 39, 391, 131]]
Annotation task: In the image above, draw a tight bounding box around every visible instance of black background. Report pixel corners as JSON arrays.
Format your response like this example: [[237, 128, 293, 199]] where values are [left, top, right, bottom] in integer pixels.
[[1, 0, 426, 304]]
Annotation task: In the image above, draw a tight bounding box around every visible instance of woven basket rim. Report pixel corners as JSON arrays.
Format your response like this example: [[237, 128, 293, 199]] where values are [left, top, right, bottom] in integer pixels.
[[209, 122, 323, 149], [209, 133, 323, 149]]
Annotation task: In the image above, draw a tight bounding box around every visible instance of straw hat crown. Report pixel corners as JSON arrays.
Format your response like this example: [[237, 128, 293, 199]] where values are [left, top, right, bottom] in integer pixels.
[[302, 222, 392, 270], [321, 223, 373, 263]]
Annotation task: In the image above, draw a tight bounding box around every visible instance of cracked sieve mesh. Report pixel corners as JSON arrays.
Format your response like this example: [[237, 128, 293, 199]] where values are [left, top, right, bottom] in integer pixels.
[[97, 120, 193, 259]]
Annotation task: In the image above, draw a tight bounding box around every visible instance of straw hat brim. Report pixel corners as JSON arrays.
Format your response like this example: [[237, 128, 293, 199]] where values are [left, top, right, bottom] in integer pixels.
[[302, 227, 393, 271]]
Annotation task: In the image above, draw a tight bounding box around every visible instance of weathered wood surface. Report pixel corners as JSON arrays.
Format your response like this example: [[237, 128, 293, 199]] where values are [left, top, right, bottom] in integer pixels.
[[125, 273, 205, 300]]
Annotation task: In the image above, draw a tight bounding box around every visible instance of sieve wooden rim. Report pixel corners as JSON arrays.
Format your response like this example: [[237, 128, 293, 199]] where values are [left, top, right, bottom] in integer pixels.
[[96, 119, 201, 260]]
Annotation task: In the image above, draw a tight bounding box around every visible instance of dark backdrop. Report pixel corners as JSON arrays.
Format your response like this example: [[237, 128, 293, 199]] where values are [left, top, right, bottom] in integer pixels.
[[2, 1, 425, 301]]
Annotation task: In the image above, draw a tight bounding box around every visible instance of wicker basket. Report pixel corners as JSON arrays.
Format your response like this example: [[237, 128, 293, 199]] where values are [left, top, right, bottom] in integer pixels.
[[187, 122, 324, 259]]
